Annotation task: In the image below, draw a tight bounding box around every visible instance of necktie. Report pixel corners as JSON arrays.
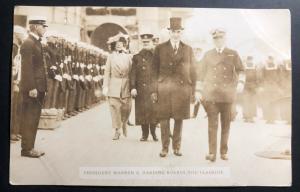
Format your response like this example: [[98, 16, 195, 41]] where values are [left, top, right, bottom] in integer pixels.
[[173, 44, 178, 55]]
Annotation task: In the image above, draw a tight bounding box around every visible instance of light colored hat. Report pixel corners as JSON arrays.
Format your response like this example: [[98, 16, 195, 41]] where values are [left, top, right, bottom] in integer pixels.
[[28, 16, 48, 27], [107, 32, 129, 44], [210, 28, 226, 38]]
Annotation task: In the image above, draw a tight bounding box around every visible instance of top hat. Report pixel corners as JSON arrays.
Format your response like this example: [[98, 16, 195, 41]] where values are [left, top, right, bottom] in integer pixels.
[[167, 17, 184, 30]]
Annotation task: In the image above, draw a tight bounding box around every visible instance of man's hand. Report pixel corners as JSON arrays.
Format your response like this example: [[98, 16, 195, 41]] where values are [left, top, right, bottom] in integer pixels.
[[151, 93, 158, 103], [131, 89, 137, 97], [13, 84, 19, 93], [236, 82, 244, 93], [29, 89, 38, 98], [102, 87, 108, 96]]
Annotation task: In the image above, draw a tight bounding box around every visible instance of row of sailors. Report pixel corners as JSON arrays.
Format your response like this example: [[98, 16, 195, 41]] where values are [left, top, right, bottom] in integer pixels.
[[11, 25, 108, 142]]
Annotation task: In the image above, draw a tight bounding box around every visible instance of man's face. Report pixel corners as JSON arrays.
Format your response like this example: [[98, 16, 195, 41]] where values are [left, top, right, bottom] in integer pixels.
[[169, 29, 182, 42], [213, 36, 226, 48], [36, 24, 47, 37], [142, 40, 153, 50]]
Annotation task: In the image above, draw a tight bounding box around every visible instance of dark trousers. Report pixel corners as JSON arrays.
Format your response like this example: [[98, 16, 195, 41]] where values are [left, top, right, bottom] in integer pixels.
[[43, 78, 55, 109], [75, 83, 82, 111], [11, 90, 22, 135], [206, 102, 232, 155], [50, 81, 59, 108], [141, 123, 156, 138], [193, 101, 201, 117], [21, 92, 45, 152], [160, 119, 182, 152], [67, 82, 77, 114]]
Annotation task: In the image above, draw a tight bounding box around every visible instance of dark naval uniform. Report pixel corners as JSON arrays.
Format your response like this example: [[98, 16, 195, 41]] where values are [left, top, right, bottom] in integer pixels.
[[199, 47, 244, 156], [20, 33, 47, 153], [260, 60, 281, 123], [131, 49, 157, 139], [242, 57, 259, 122]]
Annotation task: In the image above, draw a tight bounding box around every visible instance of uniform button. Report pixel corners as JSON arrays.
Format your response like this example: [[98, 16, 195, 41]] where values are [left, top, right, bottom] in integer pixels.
[[142, 66, 146, 70], [143, 83, 146, 86], [214, 84, 217, 86], [214, 75, 217, 78], [169, 63, 173, 66], [224, 67, 226, 70], [224, 75, 227, 78], [143, 58, 145, 62], [214, 67, 217, 70], [180, 80, 183, 84], [224, 84, 226, 87]]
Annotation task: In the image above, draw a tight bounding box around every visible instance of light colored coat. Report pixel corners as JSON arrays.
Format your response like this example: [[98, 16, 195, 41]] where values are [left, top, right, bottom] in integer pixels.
[[103, 52, 132, 98]]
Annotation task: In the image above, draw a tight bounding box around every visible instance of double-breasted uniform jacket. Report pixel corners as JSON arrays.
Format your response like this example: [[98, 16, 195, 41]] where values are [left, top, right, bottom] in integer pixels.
[[130, 49, 156, 125], [151, 40, 197, 120], [103, 51, 132, 98], [20, 34, 47, 94], [199, 48, 244, 103]]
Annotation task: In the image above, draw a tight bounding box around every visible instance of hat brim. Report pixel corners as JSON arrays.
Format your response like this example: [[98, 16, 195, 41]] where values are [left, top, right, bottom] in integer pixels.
[[167, 27, 184, 30]]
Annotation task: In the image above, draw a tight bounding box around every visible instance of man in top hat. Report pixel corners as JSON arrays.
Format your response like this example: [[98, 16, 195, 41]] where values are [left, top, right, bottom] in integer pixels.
[[130, 33, 158, 142], [19, 16, 48, 158], [151, 17, 197, 157], [196, 28, 245, 162]]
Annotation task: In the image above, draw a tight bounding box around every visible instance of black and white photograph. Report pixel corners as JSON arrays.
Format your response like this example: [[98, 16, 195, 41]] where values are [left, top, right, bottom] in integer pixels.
[[9, 6, 291, 186]]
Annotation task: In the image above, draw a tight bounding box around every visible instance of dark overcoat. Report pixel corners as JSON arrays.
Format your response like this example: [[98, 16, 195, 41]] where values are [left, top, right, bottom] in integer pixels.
[[151, 40, 196, 120], [20, 34, 47, 94], [131, 49, 156, 124]]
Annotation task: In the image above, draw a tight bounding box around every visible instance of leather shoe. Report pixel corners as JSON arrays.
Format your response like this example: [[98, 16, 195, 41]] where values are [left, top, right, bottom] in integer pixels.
[[127, 121, 134, 126], [159, 150, 168, 158], [205, 154, 216, 162], [140, 137, 147, 142], [174, 150, 182, 156], [221, 154, 229, 160], [152, 135, 158, 141], [21, 149, 45, 158]]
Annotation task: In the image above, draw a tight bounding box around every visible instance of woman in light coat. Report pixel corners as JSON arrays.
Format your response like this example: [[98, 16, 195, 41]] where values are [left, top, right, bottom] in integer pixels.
[[103, 35, 132, 140]]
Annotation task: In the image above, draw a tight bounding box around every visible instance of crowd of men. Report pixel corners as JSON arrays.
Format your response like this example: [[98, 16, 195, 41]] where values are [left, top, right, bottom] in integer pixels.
[[11, 16, 291, 160]]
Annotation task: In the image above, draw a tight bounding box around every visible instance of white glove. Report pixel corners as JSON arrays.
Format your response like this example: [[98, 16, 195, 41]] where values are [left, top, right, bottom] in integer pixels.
[[63, 73, 68, 79], [79, 75, 84, 82], [50, 65, 57, 70], [236, 82, 245, 93], [54, 75, 63, 82], [73, 75, 79, 80], [103, 87, 108, 96], [29, 89, 38, 98], [131, 89, 137, 97]]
